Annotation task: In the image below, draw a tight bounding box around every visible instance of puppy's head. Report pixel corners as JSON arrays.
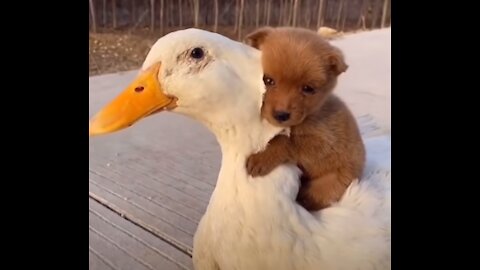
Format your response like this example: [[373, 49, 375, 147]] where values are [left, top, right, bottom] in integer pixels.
[[246, 27, 348, 127]]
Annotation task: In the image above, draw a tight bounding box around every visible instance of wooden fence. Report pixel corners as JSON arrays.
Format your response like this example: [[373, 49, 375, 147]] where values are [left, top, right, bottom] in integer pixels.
[[89, 0, 391, 39]]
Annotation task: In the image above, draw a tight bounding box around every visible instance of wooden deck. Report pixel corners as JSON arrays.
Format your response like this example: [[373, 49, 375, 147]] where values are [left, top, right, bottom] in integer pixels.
[[89, 71, 220, 269]]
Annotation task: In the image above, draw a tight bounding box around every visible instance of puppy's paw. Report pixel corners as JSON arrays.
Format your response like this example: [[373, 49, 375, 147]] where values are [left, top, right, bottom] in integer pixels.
[[296, 187, 330, 212], [296, 191, 317, 211], [246, 152, 277, 177]]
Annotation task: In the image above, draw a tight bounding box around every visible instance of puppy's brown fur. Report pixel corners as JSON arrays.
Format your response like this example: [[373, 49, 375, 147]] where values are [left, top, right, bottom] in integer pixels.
[[245, 27, 366, 211]]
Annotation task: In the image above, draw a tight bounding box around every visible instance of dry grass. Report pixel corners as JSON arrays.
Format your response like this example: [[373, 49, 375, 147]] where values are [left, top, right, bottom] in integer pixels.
[[89, 31, 157, 76]]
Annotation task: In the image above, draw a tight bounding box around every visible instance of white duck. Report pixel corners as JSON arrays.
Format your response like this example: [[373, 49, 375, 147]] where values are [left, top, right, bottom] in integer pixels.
[[89, 28, 391, 270]]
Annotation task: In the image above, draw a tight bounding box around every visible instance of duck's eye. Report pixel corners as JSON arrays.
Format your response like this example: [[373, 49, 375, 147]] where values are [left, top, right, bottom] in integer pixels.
[[191, 47, 204, 59], [302, 85, 315, 94], [263, 75, 275, 86]]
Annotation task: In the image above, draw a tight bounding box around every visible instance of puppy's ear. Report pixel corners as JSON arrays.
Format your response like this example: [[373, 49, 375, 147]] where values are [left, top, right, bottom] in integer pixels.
[[245, 27, 274, 48], [328, 47, 349, 76]]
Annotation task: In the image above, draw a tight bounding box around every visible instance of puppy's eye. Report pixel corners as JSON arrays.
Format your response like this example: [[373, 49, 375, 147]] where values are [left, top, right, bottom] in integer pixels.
[[302, 85, 315, 94], [263, 75, 275, 86], [190, 47, 204, 59]]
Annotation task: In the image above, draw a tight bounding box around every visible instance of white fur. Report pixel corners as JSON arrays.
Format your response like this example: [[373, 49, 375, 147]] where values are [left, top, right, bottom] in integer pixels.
[[141, 28, 391, 270]]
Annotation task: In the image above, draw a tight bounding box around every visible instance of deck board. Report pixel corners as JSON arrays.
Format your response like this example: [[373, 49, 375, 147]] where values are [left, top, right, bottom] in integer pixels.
[[89, 198, 194, 270], [89, 179, 195, 252], [89, 248, 116, 270], [90, 165, 204, 222]]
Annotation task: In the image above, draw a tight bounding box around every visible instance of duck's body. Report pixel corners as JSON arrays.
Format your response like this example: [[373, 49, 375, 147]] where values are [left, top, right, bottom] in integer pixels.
[[193, 107, 390, 270], [89, 28, 391, 270]]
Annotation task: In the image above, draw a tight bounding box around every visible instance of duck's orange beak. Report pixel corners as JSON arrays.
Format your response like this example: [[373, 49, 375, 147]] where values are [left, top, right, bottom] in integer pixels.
[[89, 62, 177, 136]]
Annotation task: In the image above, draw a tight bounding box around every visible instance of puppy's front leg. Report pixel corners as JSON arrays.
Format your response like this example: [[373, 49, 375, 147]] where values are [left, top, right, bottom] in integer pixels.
[[246, 135, 294, 177]]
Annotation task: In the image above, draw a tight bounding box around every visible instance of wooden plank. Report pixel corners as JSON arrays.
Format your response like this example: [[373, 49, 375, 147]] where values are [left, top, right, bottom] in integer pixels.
[[88, 114, 221, 190], [90, 164, 205, 222], [89, 248, 115, 270], [89, 198, 193, 270], [89, 226, 152, 270], [90, 153, 212, 207], [89, 171, 199, 231], [90, 179, 194, 253]]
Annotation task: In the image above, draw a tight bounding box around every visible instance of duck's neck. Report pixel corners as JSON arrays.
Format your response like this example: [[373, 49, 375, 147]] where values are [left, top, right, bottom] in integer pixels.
[[203, 97, 285, 158], [208, 112, 285, 193], [216, 119, 282, 156], [199, 109, 302, 212]]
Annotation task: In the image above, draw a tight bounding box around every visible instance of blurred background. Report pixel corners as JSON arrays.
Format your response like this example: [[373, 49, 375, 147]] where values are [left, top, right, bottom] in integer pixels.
[[89, 0, 391, 76]]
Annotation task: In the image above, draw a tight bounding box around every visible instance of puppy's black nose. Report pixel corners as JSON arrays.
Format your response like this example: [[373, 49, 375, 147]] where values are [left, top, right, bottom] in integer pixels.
[[273, 111, 291, 122]]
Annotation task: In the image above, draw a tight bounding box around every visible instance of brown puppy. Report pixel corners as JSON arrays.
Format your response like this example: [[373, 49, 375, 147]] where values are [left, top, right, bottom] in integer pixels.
[[245, 27, 366, 211]]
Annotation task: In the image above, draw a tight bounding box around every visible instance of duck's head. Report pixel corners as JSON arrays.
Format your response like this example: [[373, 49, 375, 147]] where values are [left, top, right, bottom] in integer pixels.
[[89, 28, 267, 136]]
